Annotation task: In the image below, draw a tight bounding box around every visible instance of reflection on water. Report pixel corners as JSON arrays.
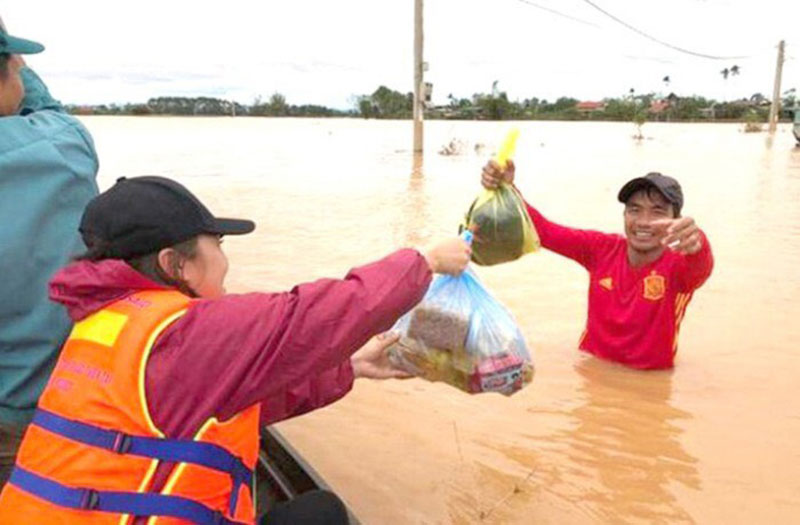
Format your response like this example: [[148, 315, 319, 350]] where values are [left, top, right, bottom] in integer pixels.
[[81, 117, 800, 523], [442, 357, 700, 525], [398, 153, 433, 247], [412, 153, 424, 178], [560, 358, 699, 524]]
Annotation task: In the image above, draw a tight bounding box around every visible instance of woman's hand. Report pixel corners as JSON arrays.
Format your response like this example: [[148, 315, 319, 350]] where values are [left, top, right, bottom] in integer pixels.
[[351, 332, 412, 380], [424, 237, 471, 275]]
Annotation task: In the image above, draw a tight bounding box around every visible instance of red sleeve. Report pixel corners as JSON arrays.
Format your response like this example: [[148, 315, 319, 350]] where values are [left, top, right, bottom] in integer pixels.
[[145, 248, 431, 437], [522, 196, 617, 271], [673, 230, 714, 292], [259, 361, 354, 426]]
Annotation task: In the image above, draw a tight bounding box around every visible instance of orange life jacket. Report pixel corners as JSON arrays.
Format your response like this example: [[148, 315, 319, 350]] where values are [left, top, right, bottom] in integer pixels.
[[0, 290, 260, 525]]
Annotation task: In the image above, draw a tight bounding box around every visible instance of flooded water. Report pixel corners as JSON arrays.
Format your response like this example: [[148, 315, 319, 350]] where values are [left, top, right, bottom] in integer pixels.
[[83, 116, 800, 524]]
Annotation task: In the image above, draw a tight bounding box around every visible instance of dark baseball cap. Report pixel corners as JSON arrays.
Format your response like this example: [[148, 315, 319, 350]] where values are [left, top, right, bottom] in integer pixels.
[[0, 30, 44, 55], [80, 176, 255, 259], [617, 172, 683, 215]]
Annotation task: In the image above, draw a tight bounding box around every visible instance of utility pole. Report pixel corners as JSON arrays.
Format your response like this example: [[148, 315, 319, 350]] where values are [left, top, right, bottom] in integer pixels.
[[768, 40, 785, 134], [413, 0, 424, 154]]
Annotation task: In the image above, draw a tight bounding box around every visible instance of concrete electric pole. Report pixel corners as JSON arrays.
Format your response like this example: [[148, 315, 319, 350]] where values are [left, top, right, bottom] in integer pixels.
[[768, 40, 785, 134], [413, 0, 424, 154]]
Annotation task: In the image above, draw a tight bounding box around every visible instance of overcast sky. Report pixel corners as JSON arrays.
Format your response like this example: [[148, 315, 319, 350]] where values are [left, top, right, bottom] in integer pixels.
[[3, 0, 799, 109]]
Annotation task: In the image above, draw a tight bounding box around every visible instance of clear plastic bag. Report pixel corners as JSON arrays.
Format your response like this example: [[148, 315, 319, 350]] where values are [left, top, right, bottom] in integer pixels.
[[388, 268, 534, 396]]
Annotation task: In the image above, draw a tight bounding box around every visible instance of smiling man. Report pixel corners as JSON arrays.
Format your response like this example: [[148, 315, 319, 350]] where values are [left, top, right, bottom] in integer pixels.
[[481, 162, 713, 369]]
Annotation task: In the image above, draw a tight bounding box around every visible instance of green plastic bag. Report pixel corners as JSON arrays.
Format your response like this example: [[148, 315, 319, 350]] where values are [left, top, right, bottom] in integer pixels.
[[461, 183, 540, 265]]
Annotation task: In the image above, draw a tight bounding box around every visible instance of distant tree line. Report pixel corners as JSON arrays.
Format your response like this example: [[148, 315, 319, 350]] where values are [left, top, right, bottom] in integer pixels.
[[353, 85, 796, 122], [67, 86, 797, 122], [67, 93, 350, 118]]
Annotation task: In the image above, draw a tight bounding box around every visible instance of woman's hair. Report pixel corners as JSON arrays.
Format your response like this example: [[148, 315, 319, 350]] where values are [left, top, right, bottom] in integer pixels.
[[0, 53, 10, 80], [77, 236, 200, 296]]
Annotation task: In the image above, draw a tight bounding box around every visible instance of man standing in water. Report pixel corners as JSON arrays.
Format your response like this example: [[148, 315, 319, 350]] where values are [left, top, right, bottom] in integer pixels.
[[481, 161, 713, 369], [0, 18, 99, 486]]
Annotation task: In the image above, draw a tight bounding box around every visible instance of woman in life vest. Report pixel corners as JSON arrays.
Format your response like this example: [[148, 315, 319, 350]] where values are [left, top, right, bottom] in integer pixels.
[[0, 175, 470, 524]]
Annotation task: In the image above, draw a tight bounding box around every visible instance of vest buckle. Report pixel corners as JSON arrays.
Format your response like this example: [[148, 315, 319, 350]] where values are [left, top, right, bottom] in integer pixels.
[[80, 489, 100, 510], [112, 432, 132, 454]]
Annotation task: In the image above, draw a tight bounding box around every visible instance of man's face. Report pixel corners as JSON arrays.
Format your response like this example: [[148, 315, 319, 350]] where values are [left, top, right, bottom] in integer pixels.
[[624, 188, 676, 253], [0, 54, 24, 116]]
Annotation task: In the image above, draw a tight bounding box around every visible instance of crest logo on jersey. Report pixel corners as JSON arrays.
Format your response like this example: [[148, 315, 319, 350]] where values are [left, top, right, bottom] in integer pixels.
[[643, 272, 666, 301]]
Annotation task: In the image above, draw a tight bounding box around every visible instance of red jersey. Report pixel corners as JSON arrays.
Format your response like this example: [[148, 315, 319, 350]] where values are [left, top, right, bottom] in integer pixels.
[[524, 201, 713, 369]]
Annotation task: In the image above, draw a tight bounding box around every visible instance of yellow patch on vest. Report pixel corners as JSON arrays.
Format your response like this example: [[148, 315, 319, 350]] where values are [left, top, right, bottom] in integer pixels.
[[71, 310, 129, 347], [599, 277, 613, 291]]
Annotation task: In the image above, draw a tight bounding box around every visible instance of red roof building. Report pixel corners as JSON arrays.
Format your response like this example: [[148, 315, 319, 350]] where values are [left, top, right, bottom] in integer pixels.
[[649, 100, 671, 114], [575, 101, 606, 111]]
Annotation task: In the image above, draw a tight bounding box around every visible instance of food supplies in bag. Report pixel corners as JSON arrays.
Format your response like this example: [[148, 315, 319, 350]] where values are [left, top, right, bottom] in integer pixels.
[[388, 267, 534, 396], [461, 128, 540, 266]]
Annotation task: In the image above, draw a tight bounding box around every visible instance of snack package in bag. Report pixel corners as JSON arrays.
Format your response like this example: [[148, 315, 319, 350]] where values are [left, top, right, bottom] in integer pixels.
[[461, 129, 540, 265], [388, 266, 534, 396]]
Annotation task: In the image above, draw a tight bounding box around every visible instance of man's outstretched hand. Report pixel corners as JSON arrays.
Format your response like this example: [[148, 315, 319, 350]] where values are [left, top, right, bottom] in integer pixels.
[[653, 217, 702, 255]]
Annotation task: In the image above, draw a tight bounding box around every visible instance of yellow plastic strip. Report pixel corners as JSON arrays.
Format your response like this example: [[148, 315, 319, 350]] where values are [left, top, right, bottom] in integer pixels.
[[495, 127, 520, 169]]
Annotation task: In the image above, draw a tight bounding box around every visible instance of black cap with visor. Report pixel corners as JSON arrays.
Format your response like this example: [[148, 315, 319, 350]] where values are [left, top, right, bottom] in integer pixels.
[[617, 172, 684, 216], [79, 176, 255, 260]]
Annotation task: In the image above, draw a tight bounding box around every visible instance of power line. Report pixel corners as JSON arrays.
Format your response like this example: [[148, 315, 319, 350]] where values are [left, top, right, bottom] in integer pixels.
[[580, 0, 751, 60], [514, 0, 599, 28]]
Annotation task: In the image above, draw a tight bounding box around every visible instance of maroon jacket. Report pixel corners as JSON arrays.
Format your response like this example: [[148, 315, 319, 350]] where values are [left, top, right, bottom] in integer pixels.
[[48, 249, 431, 499]]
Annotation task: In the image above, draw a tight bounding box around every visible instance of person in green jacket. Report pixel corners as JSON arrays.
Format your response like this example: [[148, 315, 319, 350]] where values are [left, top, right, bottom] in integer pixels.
[[0, 19, 99, 487]]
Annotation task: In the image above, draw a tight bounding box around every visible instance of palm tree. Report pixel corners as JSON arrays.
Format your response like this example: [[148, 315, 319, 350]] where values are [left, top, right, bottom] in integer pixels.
[[448, 93, 456, 108], [662, 75, 670, 85], [720, 66, 739, 104]]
